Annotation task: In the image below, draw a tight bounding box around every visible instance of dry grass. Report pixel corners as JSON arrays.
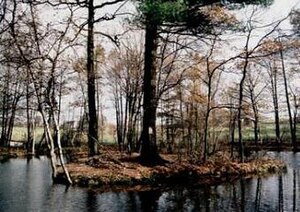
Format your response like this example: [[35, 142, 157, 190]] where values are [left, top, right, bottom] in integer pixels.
[[57, 148, 286, 189]]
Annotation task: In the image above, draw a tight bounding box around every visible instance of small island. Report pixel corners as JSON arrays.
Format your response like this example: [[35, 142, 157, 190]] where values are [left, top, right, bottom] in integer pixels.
[[0, 144, 286, 191], [54, 146, 286, 190]]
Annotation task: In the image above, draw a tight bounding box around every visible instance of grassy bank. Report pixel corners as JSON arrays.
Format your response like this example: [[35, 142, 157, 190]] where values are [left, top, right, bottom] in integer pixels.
[[0, 147, 27, 162]]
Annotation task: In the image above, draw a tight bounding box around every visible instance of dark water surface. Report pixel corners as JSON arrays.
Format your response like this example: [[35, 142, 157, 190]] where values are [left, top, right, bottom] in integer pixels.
[[0, 152, 299, 212]]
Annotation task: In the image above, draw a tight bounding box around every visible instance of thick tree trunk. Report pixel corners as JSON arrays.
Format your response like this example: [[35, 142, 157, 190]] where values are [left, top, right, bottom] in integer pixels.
[[87, 0, 98, 156], [140, 23, 161, 164]]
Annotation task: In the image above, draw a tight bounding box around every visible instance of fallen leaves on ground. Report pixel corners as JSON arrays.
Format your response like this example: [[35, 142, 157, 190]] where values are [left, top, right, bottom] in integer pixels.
[[58, 149, 286, 188]]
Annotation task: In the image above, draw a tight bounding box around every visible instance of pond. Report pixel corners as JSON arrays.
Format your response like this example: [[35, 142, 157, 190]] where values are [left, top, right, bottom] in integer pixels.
[[0, 152, 299, 212]]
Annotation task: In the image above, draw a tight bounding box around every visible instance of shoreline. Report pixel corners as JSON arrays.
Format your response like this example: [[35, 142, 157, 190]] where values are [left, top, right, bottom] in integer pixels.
[[0, 147, 27, 162], [55, 151, 286, 190], [0, 147, 287, 191]]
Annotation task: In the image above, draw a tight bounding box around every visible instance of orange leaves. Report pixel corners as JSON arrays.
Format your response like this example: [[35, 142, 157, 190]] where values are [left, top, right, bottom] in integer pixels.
[[201, 6, 238, 26], [61, 148, 286, 188], [258, 39, 282, 54], [259, 38, 300, 55]]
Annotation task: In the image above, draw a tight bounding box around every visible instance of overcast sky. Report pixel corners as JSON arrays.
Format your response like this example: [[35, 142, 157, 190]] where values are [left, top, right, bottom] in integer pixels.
[[58, 0, 300, 124]]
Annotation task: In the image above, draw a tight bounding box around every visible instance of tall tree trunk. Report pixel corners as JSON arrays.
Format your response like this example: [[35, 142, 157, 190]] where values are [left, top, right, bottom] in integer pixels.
[[1, 68, 9, 146], [179, 86, 185, 154], [119, 89, 125, 150], [87, 0, 98, 156], [31, 119, 35, 155], [165, 91, 172, 153], [292, 94, 298, 147], [140, 23, 160, 163], [269, 64, 281, 146], [203, 77, 212, 162], [203, 108, 210, 162], [115, 85, 124, 151], [123, 93, 128, 150], [40, 108, 57, 179], [229, 110, 236, 158], [253, 117, 259, 146], [280, 49, 296, 150], [100, 104, 104, 143], [57, 72, 63, 129], [194, 107, 198, 154], [6, 98, 18, 146], [127, 95, 136, 153], [53, 113, 72, 184], [250, 90, 260, 147], [26, 73, 34, 154], [1, 94, 7, 146], [6, 81, 20, 147], [238, 57, 249, 163]]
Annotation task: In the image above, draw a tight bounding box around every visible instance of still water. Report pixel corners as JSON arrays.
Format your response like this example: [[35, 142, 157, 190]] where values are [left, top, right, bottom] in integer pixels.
[[0, 152, 299, 212]]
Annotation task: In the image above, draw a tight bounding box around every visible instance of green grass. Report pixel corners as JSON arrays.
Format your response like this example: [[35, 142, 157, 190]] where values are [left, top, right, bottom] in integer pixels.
[[11, 126, 44, 143], [10, 126, 115, 144], [237, 122, 300, 142], [7, 121, 300, 146], [204, 122, 300, 143]]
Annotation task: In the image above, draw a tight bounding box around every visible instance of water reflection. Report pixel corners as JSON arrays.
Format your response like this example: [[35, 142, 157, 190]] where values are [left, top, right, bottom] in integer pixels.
[[0, 152, 300, 211], [293, 170, 296, 212], [254, 178, 262, 212], [87, 190, 98, 212]]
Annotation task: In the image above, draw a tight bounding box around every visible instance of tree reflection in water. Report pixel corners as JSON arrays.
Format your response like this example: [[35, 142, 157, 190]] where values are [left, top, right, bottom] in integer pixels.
[[139, 190, 160, 211], [87, 190, 98, 212], [254, 178, 262, 212], [278, 175, 284, 212], [1, 152, 300, 211]]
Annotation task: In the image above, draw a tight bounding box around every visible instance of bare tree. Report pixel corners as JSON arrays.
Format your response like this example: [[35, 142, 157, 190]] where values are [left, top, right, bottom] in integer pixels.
[[260, 56, 282, 145], [243, 65, 267, 146], [5, 0, 77, 183], [235, 8, 284, 162], [106, 41, 144, 153], [279, 41, 297, 150]]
